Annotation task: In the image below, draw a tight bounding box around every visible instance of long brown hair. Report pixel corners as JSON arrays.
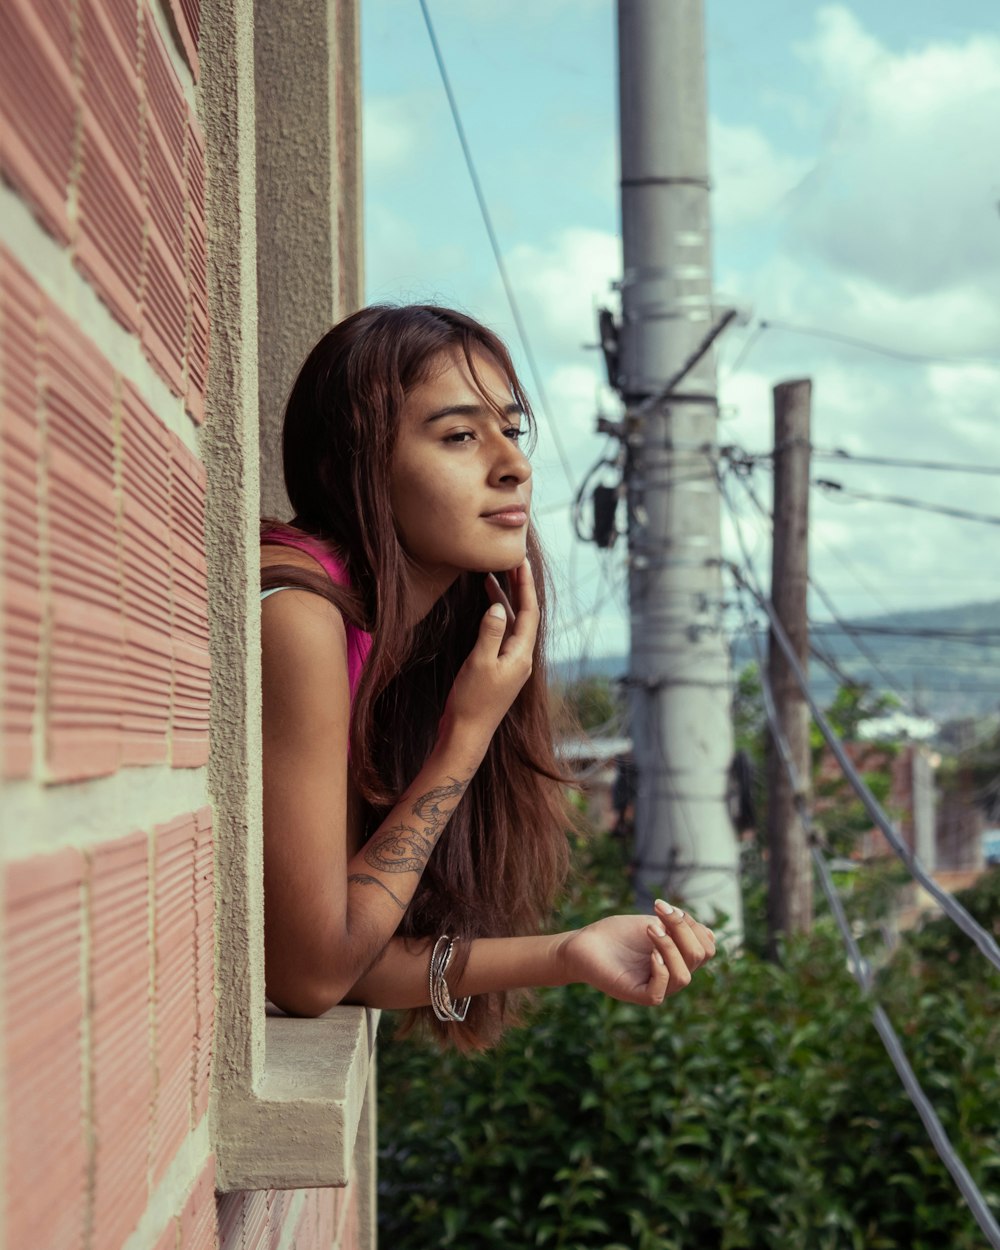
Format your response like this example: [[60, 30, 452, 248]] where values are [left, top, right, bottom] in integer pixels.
[[261, 304, 572, 1049]]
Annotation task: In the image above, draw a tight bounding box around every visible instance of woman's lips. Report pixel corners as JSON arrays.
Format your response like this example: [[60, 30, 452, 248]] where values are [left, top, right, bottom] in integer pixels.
[[482, 509, 528, 526]]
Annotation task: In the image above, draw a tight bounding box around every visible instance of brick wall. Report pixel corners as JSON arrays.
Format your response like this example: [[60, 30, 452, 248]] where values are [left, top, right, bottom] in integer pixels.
[[1, 1, 365, 1246]]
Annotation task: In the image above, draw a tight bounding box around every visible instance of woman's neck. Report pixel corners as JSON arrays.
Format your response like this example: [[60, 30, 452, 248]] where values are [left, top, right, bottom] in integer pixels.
[[402, 562, 460, 629]]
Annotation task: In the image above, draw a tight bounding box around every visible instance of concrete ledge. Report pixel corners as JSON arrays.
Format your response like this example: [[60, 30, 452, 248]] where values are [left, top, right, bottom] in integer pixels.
[[214, 1006, 379, 1192]]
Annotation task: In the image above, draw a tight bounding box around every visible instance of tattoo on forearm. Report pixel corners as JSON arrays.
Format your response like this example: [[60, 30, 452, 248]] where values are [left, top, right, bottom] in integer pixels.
[[348, 874, 406, 911], [363, 777, 468, 875]]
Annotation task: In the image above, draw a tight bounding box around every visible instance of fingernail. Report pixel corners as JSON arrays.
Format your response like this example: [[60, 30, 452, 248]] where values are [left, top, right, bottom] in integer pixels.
[[655, 899, 674, 915], [648, 923, 666, 938], [653, 951, 665, 966], [675, 909, 685, 920], [488, 604, 507, 619]]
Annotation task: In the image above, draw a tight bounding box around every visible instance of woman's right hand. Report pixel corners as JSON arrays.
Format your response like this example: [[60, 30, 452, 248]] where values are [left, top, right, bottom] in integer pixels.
[[555, 902, 716, 1006], [443, 559, 539, 737]]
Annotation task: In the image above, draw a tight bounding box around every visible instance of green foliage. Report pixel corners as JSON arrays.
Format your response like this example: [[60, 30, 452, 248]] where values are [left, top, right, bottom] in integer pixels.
[[556, 676, 623, 734], [816, 684, 900, 745], [378, 844, 1000, 1249], [732, 663, 766, 765], [903, 867, 1000, 980]]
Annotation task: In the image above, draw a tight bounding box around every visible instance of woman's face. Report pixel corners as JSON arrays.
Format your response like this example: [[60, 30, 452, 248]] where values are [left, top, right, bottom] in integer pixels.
[[389, 350, 533, 581]]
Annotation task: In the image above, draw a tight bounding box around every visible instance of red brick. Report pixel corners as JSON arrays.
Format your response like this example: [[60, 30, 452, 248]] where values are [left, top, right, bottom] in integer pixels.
[[169, 437, 209, 766], [0, 251, 43, 779], [243, 1191, 268, 1250], [216, 1192, 244, 1250], [75, 0, 143, 332], [41, 303, 124, 781], [317, 1187, 338, 1246], [153, 1216, 180, 1250], [179, 1154, 217, 1250], [193, 806, 214, 1118], [120, 382, 174, 764], [343, 1184, 360, 1250], [4, 850, 87, 1250], [152, 813, 198, 1184], [165, 0, 200, 81], [0, 0, 76, 244], [185, 118, 208, 425], [89, 831, 153, 1249], [141, 10, 188, 396], [266, 1190, 288, 1250]]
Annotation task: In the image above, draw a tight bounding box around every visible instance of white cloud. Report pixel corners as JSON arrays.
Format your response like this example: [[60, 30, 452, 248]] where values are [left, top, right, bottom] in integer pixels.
[[789, 8, 1000, 298], [505, 227, 622, 357], [794, 5, 886, 91], [710, 119, 811, 229]]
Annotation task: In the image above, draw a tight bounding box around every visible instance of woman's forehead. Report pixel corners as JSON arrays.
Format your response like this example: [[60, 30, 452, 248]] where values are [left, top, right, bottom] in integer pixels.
[[405, 350, 515, 417]]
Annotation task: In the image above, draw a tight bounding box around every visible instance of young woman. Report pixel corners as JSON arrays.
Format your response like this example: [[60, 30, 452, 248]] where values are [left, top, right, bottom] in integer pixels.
[[260, 304, 716, 1050]]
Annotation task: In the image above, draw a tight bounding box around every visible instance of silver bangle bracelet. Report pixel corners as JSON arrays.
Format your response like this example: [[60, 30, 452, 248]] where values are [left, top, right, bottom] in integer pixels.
[[429, 934, 471, 1023]]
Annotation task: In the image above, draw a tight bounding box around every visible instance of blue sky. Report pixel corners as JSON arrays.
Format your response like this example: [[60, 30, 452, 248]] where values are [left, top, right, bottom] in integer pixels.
[[361, 1, 1000, 665]]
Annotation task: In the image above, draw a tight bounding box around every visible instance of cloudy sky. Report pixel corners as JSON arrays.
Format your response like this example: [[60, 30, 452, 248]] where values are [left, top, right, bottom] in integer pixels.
[[361, 0, 1000, 665]]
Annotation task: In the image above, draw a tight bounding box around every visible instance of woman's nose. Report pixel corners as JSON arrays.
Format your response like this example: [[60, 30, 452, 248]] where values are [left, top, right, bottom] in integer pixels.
[[492, 438, 531, 485]]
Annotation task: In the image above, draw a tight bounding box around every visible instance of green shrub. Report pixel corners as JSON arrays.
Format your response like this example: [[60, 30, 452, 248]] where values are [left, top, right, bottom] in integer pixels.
[[377, 848, 1000, 1249]]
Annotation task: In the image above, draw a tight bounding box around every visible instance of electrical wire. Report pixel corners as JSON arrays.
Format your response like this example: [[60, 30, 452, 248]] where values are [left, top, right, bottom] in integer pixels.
[[813, 448, 1000, 477], [732, 570, 1000, 974], [810, 623, 1000, 647], [757, 318, 1000, 367], [717, 465, 1000, 970], [726, 465, 921, 712], [417, 0, 576, 493], [722, 319, 767, 378], [814, 479, 1000, 529], [730, 574, 1000, 1250]]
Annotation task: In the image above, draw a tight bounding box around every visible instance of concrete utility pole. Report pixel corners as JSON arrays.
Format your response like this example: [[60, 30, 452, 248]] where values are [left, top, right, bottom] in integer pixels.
[[766, 380, 813, 943], [615, 0, 742, 935]]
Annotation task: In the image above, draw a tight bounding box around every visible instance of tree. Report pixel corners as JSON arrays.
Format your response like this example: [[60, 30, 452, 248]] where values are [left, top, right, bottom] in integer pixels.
[[553, 675, 623, 735]]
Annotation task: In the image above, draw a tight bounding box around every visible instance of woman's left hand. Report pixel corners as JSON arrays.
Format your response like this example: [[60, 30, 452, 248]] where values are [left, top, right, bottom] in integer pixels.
[[555, 901, 716, 1006]]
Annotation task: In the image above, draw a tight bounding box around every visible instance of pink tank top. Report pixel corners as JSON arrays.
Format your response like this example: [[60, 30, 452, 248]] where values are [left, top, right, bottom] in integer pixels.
[[261, 529, 372, 704]]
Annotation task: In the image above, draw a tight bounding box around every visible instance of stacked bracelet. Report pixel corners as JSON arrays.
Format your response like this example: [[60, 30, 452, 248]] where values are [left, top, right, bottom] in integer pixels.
[[429, 934, 471, 1023]]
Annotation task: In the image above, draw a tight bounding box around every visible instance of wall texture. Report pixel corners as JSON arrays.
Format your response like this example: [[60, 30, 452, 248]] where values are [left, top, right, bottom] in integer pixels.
[[0, 1, 367, 1247]]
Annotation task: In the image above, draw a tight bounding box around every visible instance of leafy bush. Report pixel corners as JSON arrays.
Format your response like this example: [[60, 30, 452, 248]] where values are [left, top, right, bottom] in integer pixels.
[[377, 845, 1000, 1249]]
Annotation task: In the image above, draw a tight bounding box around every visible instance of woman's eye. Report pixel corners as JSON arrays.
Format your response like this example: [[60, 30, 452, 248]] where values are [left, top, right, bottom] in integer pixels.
[[444, 431, 475, 443], [504, 427, 524, 441]]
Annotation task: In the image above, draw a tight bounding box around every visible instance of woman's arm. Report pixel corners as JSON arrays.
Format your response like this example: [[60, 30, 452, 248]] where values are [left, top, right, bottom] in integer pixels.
[[262, 564, 537, 1016], [346, 902, 716, 1010]]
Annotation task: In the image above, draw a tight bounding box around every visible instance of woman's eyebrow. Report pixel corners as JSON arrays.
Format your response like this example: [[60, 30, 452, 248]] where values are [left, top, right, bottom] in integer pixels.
[[423, 401, 524, 424]]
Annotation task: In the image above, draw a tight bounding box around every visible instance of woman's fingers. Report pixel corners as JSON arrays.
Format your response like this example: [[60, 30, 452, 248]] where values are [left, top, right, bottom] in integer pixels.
[[654, 899, 715, 968], [484, 573, 515, 642], [645, 925, 693, 998], [502, 559, 538, 656], [473, 602, 509, 662], [647, 949, 669, 1004]]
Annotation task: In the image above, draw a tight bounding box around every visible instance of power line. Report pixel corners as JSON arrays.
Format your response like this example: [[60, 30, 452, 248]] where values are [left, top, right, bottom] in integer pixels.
[[417, 0, 576, 492], [726, 465, 919, 710], [730, 576, 1000, 1250], [814, 479, 1000, 529], [717, 466, 1000, 971], [810, 623, 1000, 647], [737, 571, 1000, 974], [722, 320, 767, 378], [757, 318, 1000, 367], [813, 448, 1000, 477]]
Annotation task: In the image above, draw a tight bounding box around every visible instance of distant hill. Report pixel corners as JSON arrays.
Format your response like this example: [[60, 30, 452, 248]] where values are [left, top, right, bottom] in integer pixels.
[[553, 599, 1000, 721]]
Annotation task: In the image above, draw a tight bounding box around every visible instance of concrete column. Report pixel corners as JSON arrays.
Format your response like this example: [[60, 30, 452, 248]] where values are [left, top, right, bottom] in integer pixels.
[[253, 0, 363, 520]]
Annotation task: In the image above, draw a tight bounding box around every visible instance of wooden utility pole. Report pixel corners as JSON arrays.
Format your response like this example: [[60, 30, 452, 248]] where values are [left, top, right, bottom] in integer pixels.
[[615, 0, 743, 935], [767, 379, 813, 943]]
